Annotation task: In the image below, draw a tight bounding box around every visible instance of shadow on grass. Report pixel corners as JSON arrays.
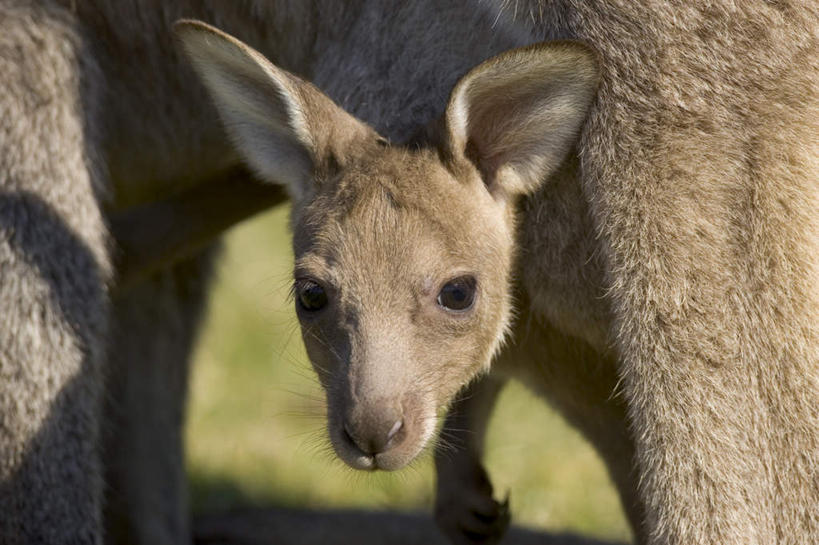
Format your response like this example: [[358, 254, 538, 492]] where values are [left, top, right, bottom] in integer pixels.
[[194, 506, 629, 545], [189, 468, 275, 514], [190, 470, 629, 545]]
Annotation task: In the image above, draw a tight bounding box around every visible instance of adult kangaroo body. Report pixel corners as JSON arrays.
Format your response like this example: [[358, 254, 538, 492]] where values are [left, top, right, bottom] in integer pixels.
[[468, 3, 819, 544], [178, 3, 819, 545], [0, 1, 520, 543]]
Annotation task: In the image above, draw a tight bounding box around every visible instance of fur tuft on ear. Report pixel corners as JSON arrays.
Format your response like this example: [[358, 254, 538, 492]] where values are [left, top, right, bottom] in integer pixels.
[[175, 20, 371, 202], [444, 42, 600, 198]]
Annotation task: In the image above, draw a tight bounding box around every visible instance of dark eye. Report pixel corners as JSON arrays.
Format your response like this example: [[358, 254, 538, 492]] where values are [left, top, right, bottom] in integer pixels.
[[437, 276, 476, 312], [297, 280, 328, 312]]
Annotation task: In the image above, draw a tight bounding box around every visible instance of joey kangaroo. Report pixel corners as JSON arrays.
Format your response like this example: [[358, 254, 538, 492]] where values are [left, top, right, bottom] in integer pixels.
[[180, 5, 819, 545], [179, 21, 599, 472]]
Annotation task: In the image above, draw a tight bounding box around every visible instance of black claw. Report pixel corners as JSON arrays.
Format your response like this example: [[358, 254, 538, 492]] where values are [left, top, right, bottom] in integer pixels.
[[472, 509, 499, 524]]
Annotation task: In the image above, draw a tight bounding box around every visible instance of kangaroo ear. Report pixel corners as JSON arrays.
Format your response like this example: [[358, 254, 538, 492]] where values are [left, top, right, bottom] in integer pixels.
[[443, 42, 599, 199], [175, 20, 372, 201]]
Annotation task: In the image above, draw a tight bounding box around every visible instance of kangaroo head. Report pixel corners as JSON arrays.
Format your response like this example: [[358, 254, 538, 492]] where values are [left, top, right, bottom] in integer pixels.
[[177, 21, 598, 470]]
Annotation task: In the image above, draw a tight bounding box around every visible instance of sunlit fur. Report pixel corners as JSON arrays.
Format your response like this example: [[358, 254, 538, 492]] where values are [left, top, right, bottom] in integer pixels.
[[487, 2, 819, 544], [292, 147, 515, 470]]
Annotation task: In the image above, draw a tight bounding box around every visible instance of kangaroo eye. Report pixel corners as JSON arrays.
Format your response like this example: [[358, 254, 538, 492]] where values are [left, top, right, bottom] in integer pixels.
[[437, 276, 476, 312], [297, 280, 328, 312]]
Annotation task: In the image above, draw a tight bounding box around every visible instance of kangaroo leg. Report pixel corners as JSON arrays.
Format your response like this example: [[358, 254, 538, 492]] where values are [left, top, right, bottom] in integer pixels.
[[511, 320, 646, 544], [434, 374, 510, 545], [435, 297, 648, 545], [0, 4, 110, 542], [102, 247, 219, 545]]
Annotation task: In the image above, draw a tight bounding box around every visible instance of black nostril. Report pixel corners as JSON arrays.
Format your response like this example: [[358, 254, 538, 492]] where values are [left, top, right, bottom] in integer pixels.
[[343, 421, 375, 455], [342, 423, 357, 448]]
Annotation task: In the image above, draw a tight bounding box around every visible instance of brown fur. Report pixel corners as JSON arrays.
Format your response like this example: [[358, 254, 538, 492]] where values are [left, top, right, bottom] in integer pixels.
[[491, 2, 819, 544]]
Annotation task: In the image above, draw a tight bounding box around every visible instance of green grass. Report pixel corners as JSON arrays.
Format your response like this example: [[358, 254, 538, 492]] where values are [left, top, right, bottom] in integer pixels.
[[185, 205, 632, 542]]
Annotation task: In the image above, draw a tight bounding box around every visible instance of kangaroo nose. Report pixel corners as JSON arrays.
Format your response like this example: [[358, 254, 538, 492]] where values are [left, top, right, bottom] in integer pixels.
[[343, 413, 405, 455]]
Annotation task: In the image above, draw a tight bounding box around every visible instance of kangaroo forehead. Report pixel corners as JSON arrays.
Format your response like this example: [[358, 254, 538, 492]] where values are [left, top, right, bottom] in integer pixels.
[[305, 186, 466, 267], [306, 149, 470, 230], [297, 171, 477, 265], [335, 147, 458, 207]]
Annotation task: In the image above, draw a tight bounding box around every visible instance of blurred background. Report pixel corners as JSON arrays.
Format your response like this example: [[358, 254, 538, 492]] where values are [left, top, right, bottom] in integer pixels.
[[184, 204, 632, 543]]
